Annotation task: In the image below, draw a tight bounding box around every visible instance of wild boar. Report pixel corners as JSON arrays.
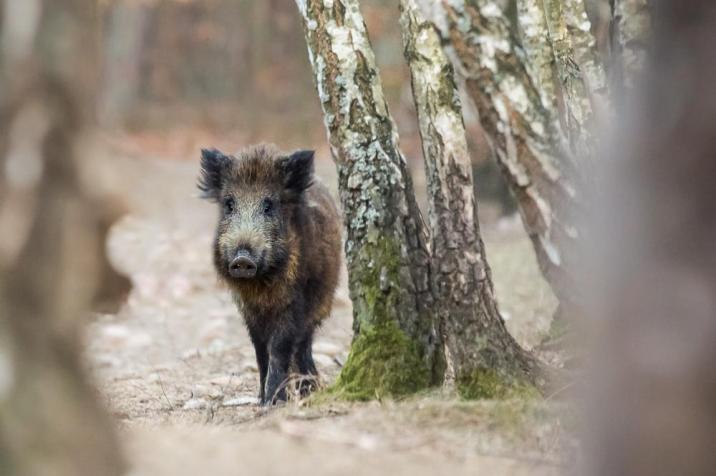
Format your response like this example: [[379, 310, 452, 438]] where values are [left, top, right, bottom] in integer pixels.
[[198, 144, 341, 404]]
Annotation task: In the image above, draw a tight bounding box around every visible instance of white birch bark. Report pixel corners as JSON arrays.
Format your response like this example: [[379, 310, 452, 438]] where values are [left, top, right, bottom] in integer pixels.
[[417, 0, 582, 310], [295, 0, 444, 394], [543, 0, 607, 157], [516, 0, 559, 115], [400, 0, 544, 394]]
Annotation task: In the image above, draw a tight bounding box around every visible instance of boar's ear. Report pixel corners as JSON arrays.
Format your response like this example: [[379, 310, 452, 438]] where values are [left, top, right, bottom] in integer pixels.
[[198, 148, 231, 201], [278, 149, 314, 202]]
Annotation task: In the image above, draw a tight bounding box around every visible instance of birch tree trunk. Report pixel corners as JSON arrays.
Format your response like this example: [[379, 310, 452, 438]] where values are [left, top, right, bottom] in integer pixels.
[[417, 0, 583, 312], [295, 0, 444, 399], [399, 0, 544, 396], [416, 1, 645, 318], [0, 1, 126, 474]]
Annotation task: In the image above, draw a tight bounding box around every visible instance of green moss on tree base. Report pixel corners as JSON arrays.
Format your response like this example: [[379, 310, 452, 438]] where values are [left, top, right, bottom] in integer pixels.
[[350, 231, 402, 326], [330, 321, 431, 401], [456, 368, 539, 400]]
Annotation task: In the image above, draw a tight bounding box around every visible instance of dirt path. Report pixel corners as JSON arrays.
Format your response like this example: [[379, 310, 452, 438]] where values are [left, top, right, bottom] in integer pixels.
[[88, 149, 567, 475]]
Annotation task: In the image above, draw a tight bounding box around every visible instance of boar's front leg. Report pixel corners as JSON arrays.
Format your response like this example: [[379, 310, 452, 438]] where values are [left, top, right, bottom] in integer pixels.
[[264, 326, 295, 405], [247, 326, 268, 403], [296, 332, 318, 396]]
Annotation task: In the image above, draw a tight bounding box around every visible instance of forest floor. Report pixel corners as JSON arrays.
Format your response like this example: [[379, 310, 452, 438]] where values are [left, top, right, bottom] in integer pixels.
[[87, 136, 573, 476]]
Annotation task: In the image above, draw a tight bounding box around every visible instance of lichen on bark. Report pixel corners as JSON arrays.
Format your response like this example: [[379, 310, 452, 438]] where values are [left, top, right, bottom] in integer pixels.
[[542, 0, 607, 159], [516, 0, 559, 115]]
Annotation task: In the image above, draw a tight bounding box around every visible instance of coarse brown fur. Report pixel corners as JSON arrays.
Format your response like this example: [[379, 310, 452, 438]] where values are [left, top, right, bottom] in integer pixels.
[[198, 143, 341, 404]]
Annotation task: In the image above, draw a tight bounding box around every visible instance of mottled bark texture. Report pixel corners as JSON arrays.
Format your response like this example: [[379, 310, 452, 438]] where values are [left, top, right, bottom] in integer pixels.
[[295, 0, 444, 398], [417, 0, 650, 317], [399, 0, 543, 396], [542, 0, 607, 156], [0, 1, 127, 474], [418, 0, 582, 311], [613, 0, 650, 89], [587, 2, 716, 475], [516, 0, 559, 115]]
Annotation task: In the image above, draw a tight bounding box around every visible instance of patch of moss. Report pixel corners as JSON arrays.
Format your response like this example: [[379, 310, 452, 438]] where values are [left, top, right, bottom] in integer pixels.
[[351, 231, 402, 327], [457, 368, 539, 400], [330, 320, 431, 401]]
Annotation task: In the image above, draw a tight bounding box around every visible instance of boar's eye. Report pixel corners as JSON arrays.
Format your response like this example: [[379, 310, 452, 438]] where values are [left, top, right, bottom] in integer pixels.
[[262, 197, 274, 215], [223, 197, 235, 215]]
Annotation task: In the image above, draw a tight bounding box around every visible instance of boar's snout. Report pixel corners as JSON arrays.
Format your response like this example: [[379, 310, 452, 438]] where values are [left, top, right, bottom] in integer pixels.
[[229, 250, 257, 279]]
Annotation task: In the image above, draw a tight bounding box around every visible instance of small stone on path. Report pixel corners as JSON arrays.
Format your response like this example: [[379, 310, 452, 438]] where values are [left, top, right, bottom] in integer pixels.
[[222, 396, 258, 407]]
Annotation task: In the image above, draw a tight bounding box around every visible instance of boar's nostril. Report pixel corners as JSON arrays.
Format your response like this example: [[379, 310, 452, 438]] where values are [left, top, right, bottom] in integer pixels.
[[229, 253, 257, 279], [233, 256, 256, 270]]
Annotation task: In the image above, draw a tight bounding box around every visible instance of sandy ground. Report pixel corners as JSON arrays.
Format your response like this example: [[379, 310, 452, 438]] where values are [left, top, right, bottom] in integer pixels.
[[87, 146, 568, 475]]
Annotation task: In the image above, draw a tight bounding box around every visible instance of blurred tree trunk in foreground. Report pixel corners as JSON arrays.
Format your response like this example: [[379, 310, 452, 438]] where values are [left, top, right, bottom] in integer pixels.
[[0, 0, 127, 474], [296, 0, 546, 398], [587, 2, 716, 475], [417, 1, 649, 320]]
